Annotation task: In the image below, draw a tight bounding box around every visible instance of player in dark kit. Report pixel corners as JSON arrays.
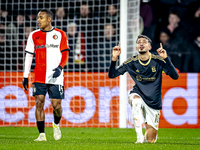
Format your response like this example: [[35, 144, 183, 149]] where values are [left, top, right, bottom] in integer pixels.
[[108, 35, 179, 143], [22, 9, 70, 141]]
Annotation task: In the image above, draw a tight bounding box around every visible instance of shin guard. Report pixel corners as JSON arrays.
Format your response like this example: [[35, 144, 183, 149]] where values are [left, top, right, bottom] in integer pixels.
[[132, 98, 143, 141]]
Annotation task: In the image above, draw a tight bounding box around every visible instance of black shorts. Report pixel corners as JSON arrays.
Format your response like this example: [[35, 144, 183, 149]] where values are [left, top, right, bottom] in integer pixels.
[[32, 83, 64, 99]]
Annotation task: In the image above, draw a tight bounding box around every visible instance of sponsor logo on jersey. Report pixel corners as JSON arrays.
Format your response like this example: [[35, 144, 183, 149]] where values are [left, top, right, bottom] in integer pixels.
[[36, 45, 45, 49], [36, 44, 59, 49], [136, 75, 156, 82], [136, 69, 139, 73], [46, 44, 59, 48]]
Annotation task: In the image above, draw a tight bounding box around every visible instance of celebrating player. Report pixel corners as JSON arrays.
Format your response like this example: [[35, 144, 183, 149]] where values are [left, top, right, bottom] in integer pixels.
[[108, 35, 179, 143], [22, 9, 70, 141]]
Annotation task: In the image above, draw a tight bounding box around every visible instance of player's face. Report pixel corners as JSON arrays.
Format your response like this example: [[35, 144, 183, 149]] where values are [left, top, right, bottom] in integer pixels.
[[37, 12, 51, 30], [136, 38, 151, 53]]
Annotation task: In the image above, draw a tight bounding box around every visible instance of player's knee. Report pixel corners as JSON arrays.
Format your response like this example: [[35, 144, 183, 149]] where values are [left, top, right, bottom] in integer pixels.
[[35, 95, 45, 110], [53, 104, 62, 117], [51, 99, 61, 109], [128, 94, 141, 106], [146, 135, 157, 143], [132, 99, 142, 110], [147, 138, 156, 143], [52, 102, 61, 110], [54, 104, 61, 110], [131, 99, 142, 122], [35, 100, 44, 110], [146, 130, 157, 143]]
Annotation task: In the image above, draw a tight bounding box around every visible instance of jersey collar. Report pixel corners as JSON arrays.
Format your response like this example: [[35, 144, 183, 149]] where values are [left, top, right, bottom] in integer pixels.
[[40, 27, 55, 32], [138, 53, 152, 66]]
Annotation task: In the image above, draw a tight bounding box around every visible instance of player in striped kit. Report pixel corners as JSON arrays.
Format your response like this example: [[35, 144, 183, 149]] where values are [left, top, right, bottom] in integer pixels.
[[22, 9, 70, 141], [109, 35, 179, 143]]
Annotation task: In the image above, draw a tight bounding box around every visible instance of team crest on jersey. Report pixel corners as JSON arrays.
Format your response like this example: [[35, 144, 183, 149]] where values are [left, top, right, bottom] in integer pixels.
[[151, 66, 156, 72], [53, 34, 58, 40], [136, 75, 142, 81], [33, 84, 36, 93]]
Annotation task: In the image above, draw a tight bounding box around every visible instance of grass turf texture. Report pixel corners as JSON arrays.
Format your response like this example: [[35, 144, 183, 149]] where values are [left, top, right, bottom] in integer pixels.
[[0, 127, 199, 150]]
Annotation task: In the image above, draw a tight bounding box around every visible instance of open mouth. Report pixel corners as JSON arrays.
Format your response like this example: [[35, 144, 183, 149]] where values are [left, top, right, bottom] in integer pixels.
[[140, 46, 144, 50]]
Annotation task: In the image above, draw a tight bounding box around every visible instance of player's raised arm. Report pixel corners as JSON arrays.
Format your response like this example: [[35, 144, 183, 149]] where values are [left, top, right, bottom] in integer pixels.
[[158, 43, 179, 80], [156, 43, 167, 59], [108, 42, 126, 78], [112, 42, 121, 61]]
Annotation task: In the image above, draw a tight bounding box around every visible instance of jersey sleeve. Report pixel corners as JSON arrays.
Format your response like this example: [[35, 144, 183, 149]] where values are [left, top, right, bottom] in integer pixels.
[[108, 61, 126, 78], [162, 57, 179, 80], [59, 51, 69, 68], [60, 31, 70, 52], [25, 32, 35, 54]]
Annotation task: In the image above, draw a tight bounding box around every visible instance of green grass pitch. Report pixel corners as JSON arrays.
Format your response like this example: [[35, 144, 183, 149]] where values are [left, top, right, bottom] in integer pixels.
[[0, 127, 199, 150]]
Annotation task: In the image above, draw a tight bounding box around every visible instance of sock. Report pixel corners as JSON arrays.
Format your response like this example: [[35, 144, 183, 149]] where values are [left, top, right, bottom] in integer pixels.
[[134, 120, 143, 140], [37, 121, 45, 133], [132, 99, 143, 140], [53, 109, 61, 125], [144, 132, 147, 142]]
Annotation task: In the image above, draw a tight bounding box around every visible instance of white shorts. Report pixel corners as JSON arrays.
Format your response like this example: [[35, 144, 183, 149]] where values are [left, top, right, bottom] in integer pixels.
[[128, 93, 160, 130]]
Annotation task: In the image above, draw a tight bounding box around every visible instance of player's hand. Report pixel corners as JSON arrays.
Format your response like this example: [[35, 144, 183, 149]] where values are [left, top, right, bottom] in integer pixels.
[[22, 78, 28, 90], [157, 43, 167, 59], [112, 42, 121, 61], [53, 66, 62, 78]]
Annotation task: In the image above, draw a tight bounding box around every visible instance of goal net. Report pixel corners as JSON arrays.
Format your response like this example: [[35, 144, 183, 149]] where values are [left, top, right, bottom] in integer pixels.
[[0, 0, 140, 128]]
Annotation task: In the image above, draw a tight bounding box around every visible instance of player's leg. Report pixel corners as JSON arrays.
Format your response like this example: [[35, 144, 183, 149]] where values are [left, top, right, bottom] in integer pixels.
[[33, 83, 48, 141], [145, 124, 157, 143], [51, 98, 62, 141], [34, 95, 47, 141], [48, 84, 64, 141], [142, 102, 160, 143], [129, 93, 144, 143], [51, 98, 62, 124], [51, 98, 62, 132]]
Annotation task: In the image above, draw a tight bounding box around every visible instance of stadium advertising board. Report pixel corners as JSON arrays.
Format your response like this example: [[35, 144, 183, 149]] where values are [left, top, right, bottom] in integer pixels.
[[0, 72, 199, 128]]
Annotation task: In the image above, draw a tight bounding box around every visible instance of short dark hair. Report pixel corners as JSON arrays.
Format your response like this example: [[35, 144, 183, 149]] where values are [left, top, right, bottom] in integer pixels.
[[169, 10, 180, 18], [136, 35, 152, 44], [40, 9, 53, 19]]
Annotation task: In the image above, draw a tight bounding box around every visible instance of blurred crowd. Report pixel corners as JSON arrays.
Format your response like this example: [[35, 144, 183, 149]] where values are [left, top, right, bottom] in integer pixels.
[[0, 0, 199, 72]]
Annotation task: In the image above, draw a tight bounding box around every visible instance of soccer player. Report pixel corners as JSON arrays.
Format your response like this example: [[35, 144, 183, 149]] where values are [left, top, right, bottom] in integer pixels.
[[108, 35, 179, 143], [22, 9, 70, 141]]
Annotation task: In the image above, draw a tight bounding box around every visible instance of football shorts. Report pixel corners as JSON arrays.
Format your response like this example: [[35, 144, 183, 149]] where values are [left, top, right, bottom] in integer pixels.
[[32, 82, 64, 99], [128, 93, 160, 130]]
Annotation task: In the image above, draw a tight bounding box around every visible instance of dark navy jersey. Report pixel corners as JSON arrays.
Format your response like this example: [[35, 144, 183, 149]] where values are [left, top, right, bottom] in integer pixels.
[[108, 53, 179, 110]]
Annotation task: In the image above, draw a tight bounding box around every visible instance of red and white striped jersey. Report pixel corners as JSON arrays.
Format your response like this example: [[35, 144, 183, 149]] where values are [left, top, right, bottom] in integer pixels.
[[25, 27, 70, 86]]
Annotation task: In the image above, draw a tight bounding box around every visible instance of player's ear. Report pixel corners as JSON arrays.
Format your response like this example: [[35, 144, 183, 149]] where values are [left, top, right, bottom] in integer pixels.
[[48, 17, 52, 22], [149, 45, 152, 51]]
